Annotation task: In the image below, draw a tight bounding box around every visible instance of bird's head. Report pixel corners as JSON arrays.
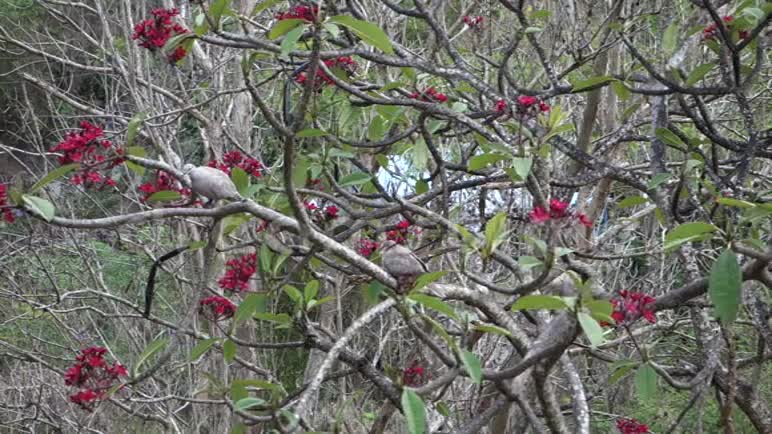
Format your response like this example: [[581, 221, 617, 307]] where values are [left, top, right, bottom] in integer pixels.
[[182, 164, 196, 174]]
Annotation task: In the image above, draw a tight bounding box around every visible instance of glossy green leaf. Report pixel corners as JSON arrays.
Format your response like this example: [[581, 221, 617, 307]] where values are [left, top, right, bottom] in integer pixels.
[[686, 63, 715, 86], [655, 128, 686, 149], [222, 213, 253, 236], [716, 197, 755, 208], [253, 312, 291, 324], [209, 0, 231, 28], [22, 195, 55, 221], [511, 295, 570, 311], [618, 195, 648, 208], [415, 180, 429, 195], [517, 256, 543, 270], [401, 389, 426, 434], [473, 324, 512, 337], [231, 167, 249, 196], [408, 293, 458, 321], [147, 190, 182, 202], [662, 22, 679, 54], [269, 18, 306, 40], [234, 293, 267, 324], [223, 339, 237, 362], [253, 0, 284, 15], [297, 128, 327, 138], [708, 249, 742, 324], [578, 312, 605, 347], [511, 157, 533, 180], [664, 222, 718, 250], [412, 271, 446, 291], [29, 164, 79, 193], [126, 112, 146, 147], [572, 75, 616, 92], [647, 173, 672, 190], [635, 363, 657, 401], [235, 397, 266, 411], [190, 338, 218, 361], [282, 284, 303, 304], [542, 123, 575, 142], [611, 81, 631, 101], [338, 172, 371, 187], [468, 153, 508, 171], [280, 25, 305, 58], [328, 16, 394, 54], [460, 350, 482, 385], [609, 361, 638, 384], [304, 280, 320, 302], [132, 337, 169, 377], [484, 212, 508, 254]]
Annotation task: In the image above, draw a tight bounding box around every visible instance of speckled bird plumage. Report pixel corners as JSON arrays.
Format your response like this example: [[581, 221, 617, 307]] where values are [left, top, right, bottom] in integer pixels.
[[183, 164, 242, 201], [381, 240, 427, 278]]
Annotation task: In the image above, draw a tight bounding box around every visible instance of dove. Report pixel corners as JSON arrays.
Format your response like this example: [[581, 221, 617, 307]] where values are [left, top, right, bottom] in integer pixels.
[[380, 240, 428, 293], [183, 164, 243, 202]]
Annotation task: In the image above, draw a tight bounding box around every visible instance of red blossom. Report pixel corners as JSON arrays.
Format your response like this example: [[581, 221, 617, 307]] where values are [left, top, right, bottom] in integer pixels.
[[50, 121, 125, 190], [548, 198, 569, 218], [199, 296, 236, 322], [357, 238, 379, 257], [218, 253, 257, 292], [517, 95, 538, 108], [528, 206, 550, 224], [402, 360, 429, 387], [513, 95, 550, 117], [0, 184, 14, 224], [168, 46, 187, 63], [494, 99, 508, 113], [616, 418, 650, 433], [609, 290, 656, 326], [132, 8, 188, 57], [256, 220, 269, 233], [409, 87, 448, 103], [208, 150, 263, 178], [702, 16, 750, 41], [294, 57, 357, 90], [386, 220, 411, 244], [462, 15, 484, 29], [275, 4, 318, 22], [64, 346, 126, 411], [304, 201, 319, 212], [324, 205, 339, 220], [577, 213, 593, 228], [539, 101, 551, 112]]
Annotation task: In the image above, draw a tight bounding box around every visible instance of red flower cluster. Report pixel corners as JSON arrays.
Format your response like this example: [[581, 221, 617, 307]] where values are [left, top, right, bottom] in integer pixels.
[[219, 253, 257, 292], [616, 418, 650, 433], [357, 238, 379, 257], [0, 184, 14, 224], [137, 170, 191, 202], [462, 15, 483, 29], [199, 296, 236, 322], [295, 57, 358, 89], [275, 4, 318, 22], [702, 16, 749, 41], [64, 346, 127, 411], [402, 360, 429, 387], [325, 205, 339, 219], [50, 121, 124, 189], [516, 95, 550, 114], [208, 150, 263, 178], [609, 290, 656, 326], [132, 8, 189, 62], [386, 220, 411, 244], [529, 198, 592, 228], [304, 201, 340, 224], [493, 99, 508, 113], [409, 87, 448, 103]]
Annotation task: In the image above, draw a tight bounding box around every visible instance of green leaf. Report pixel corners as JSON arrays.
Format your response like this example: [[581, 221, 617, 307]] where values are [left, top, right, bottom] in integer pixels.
[[415, 180, 429, 195], [517, 256, 543, 270], [252, 0, 284, 15], [234, 293, 267, 324], [655, 128, 686, 149], [460, 350, 482, 385], [132, 337, 169, 377], [401, 389, 426, 434], [282, 284, 303, 304], [609, 361, 638, 384], [280, 25, 305, 58], [686, 63, 715, 86], [618, 195, 648, 208], [611, 81, 631, 101], [635, 363, 657, 401], [126, 161, 146, 176], [484, 212, 508, 254], [253, 312, 291, 324], [258, 243, 272, 274], [234, 397, 266, 411], [338, 172, 372, 187], [147, 190, 182, 202], [222, 213, 253, 236], [664, 222, 718, 250], [716, 197, 755, 209], [468, 153, 508, 171], [571, 75, 616, 92], [126, 112, 147, 147], [127, 147, 146, 157], [412, 271, 447, 291], [269, 18, 306, 40], [162, 32, 195, 56], [662, 22, 679, 54], [473, 324, 513, 337], [708, 249, 742, 324], [223, 339, 237, 362], [511, 295, 570, 311], [586, 299, 614, 323], [29, 164, 79, 193], [408, 293, 459, 321], [209, 0, 231, 28], [190, 338, 218, 361], [327, 16, 394, 54], [647, 173, 672, 190], [511, 157, 533, 180], [364, 281, 387, 305], [297, 128, 328, 138], [22, 195, 55, 221], [436, 401, 451, 417], [542, 123, 575, 142], [578, 312, 605, 347], [231, 167, 250, 196], [307, 296, 335, 310], [304, 280, 320, 302]]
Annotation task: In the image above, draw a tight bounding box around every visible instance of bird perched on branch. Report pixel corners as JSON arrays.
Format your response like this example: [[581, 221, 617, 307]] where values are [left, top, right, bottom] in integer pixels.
[[183, 164, 243, 203], [380, 240, 428, 294]]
